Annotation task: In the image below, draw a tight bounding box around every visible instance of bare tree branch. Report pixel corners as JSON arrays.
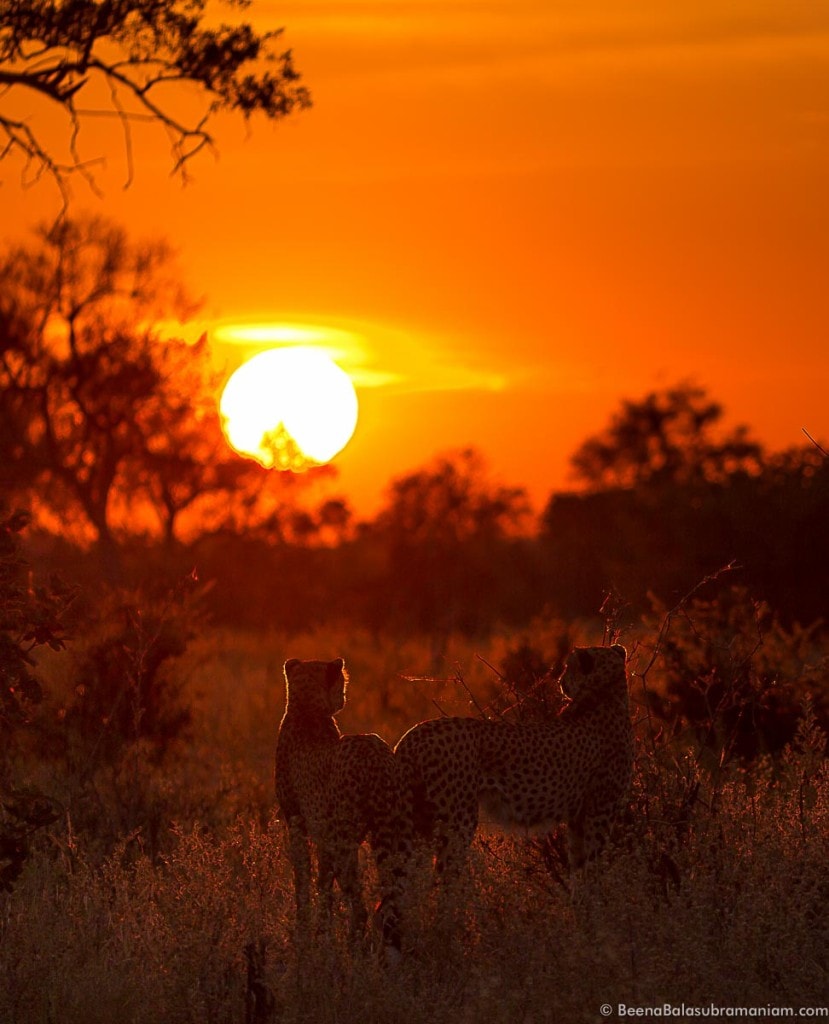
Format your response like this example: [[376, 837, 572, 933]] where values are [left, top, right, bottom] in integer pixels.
[[802, 428, 828, 460], [0, 0, 311, 206]]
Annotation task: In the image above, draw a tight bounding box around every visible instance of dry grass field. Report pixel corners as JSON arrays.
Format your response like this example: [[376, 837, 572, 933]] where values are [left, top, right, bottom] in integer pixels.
[[2, 617, 827, 1024]]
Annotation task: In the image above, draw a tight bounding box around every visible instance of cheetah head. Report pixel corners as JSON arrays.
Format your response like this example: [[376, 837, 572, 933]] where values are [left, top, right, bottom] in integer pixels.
[[283, 657, 348, 717], [558, 644, 627, 705]]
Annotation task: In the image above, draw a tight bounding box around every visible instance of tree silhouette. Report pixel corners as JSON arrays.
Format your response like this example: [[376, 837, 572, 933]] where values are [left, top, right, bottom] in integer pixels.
[[539, 383, 829, 624], [0, 216, 198, 568], [0, 0, 310, 204], [379, 448, 528, 548], [373, 449, 530, 645], [0, 214, 306, 574], [114, 332, 274, 547], [571, 382, 763, 491]]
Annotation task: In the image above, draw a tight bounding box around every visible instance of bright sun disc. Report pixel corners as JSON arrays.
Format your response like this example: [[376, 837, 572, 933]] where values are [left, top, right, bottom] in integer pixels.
[[219, 347, 358, 470]]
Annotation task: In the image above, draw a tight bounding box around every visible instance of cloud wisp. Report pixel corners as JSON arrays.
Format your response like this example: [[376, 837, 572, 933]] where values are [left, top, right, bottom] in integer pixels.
[[211, 318, 511, 395]]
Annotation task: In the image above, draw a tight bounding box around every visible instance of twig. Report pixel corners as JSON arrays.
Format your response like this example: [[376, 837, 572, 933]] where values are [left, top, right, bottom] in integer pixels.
[[802, 428, 828, 459], [634, 561, 740, 759]]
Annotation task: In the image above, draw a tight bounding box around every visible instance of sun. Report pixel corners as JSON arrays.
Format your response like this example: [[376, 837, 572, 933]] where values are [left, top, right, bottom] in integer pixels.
[[219, 347, 359, 471]]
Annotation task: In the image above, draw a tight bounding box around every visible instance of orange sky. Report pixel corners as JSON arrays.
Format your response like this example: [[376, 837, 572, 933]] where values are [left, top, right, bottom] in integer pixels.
[[3, 0, 829, 517]]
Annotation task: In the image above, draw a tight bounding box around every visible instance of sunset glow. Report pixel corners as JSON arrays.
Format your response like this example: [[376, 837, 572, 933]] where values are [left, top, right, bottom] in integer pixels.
[[219, 347, 359, 470], [3, 0, 828, 515], [2, 2, 828, 1002]]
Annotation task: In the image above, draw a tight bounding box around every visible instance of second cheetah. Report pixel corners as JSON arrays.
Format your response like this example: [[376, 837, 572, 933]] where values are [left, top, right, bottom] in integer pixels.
[[394, 644, 633, 881]]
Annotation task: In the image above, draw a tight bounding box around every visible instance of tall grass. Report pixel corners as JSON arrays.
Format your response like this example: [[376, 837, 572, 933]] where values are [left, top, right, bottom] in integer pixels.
[[2, 614, 827, 1023], [2, 749, 826, 1024]]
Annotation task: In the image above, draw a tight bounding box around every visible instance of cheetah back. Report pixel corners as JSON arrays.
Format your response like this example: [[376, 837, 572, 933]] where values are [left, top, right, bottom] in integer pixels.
[[394, 644, 633, 872]]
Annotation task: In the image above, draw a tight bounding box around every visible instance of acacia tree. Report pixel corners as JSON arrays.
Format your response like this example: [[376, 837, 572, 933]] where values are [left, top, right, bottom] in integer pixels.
[[0, 0, 310, 203], [0, 214, 319, 573], [0, 216, 199, 564], [373, 449, 530, 644], [114, 331, 271, 545], [570, 382, 764, 491], [540, 384, 771, 619]]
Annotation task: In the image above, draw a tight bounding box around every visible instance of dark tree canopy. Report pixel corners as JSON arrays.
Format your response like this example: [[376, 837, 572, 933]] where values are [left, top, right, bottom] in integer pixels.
[[0, 0, 310, 200], [0, 216, 205, 557], [373, 449, 531, 642], [0, 214, 358, 590], [377, 448, 529, 548], [570, 382, 764, 491], [0, 215, 329, 576]]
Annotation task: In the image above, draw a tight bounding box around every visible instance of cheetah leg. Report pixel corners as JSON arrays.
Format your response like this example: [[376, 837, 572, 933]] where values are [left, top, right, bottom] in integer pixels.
[[287, 817, 312, 931], [371, 827, 408, 954], [333, 844, 369, 941], [423, 818, 474, 945], [316, 844, 336, 923], [581, 813, 611, 865], [434, 826, 473, 883], [433, 797, 477, 884], [367, 776, 411, 954], [431, 810, 477, 937], [316, 842, 368, 942], [567, 810, 587, 874], [568, 808, 612, 900]]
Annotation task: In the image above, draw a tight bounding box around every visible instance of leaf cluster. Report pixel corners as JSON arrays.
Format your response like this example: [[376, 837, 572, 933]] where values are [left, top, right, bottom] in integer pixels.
[[0, 215, 314, 560], [0, 509, 74, 737], [639, 585, 828, 760], [570, 381, 764, 490], [377, 448, 530, 549], [0, 0, 311, 198], [57, 584, 196, 769]]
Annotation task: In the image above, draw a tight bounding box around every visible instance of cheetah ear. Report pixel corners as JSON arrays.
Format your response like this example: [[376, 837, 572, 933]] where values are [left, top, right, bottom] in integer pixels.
[[284, 658, 301, 679], [326, 658, 345, 684], [611, 644, 627, 662], [576, 648, 594, 674]]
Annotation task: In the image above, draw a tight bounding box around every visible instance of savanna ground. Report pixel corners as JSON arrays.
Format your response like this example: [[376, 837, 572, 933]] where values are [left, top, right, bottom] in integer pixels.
[[2, 601, 828, 1024]]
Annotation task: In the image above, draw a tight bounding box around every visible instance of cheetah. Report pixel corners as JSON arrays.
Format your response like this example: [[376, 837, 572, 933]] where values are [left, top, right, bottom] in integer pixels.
[[394, 644, 633, 881], [275, 657, 407, 951]]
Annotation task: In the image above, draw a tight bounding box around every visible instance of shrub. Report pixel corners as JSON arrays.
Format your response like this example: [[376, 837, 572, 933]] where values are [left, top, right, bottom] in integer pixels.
[[0, 509, 71, 891], [639, 585, 828, 761]]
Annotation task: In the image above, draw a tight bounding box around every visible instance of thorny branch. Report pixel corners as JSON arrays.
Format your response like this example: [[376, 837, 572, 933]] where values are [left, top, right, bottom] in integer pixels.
[[802, 428, 828, 460], [0, 1, 311, 210], [631, 561, 740, 758]]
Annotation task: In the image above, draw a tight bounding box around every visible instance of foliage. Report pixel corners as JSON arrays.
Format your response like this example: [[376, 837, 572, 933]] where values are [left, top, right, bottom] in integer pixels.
[[0, 0, 311, 203], [368, 448, 533, 644], [638, 586, 828, 760], [376, 448, 529, 545], [0, 215, 206, 561], [57, 584, 198, 767], [0, 215, 328, 574], [11, 574, 216, 856], [542, 385, 829, 624], [0, 508, 73, 744], [570, 380, 764, 490], [0, 693, 826, 1022], [0, 508, 69, 891]]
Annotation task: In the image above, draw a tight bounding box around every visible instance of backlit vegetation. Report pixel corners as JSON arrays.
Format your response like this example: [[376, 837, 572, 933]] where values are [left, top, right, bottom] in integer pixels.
[[1, 583, 827, 1021], [1, 218, 827, 1021]]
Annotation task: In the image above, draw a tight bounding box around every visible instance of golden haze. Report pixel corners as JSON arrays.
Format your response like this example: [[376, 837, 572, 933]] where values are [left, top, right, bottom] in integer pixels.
[[3, 0, 828, 514]]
